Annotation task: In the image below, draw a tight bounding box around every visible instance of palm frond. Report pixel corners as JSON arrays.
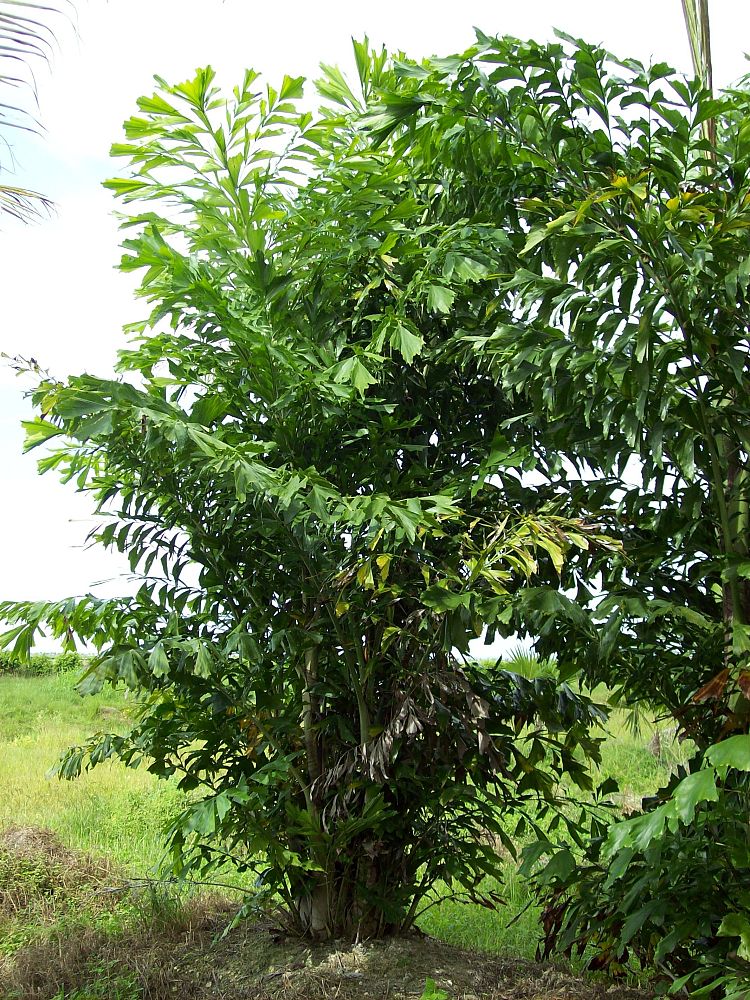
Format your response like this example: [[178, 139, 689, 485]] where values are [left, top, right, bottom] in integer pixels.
[[0, 1, 71, 106], [681, 0, 716, 145], [0, 179, 52, 221], [681, 0, 713, 90], [0, 0, 72, 223]]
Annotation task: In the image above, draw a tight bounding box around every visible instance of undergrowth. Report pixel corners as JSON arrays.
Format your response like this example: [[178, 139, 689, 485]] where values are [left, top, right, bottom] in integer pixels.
[[0, 663, 684, 997]]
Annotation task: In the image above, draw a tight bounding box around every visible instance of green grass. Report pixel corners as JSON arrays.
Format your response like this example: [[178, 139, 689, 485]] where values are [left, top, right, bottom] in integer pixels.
[[418, 869, 539, 957], [591, 685, 693, 804], [0, 667, 692, 966], [0, 671, 183, 873]]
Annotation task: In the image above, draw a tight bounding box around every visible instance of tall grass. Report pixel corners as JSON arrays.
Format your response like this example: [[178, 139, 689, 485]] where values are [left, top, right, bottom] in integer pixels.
[[0, 671, 181, 873]]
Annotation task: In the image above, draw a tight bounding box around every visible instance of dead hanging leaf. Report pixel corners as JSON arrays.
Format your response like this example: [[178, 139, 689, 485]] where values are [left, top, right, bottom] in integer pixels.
[[738, 670, 750, 699], [692, 668, 729, 703], [466, 692, 490, 719], [719, 712, 746, 738]]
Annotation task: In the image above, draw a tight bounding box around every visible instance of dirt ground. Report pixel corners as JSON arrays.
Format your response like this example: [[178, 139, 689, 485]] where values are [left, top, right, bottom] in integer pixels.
[[0, 827, 650, 1000], [168, 920, 650, 1000]]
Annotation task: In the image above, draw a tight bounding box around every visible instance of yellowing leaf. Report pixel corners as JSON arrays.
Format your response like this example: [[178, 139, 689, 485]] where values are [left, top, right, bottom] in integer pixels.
[[536, 534, 565, 575], [356, 561, 375, 588], [376, 553, 392, 581]]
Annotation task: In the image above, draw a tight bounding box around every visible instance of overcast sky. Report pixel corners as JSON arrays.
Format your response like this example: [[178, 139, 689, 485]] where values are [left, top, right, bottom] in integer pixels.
[[1, 1, 749, 646]]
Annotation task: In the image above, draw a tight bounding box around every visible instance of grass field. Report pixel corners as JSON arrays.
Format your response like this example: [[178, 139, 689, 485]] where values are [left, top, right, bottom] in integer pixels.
[[0, 667, 691, 971], [0, 671, 184, 874]]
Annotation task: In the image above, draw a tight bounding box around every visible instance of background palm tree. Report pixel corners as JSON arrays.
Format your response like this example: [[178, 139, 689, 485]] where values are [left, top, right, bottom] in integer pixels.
[[0, 0, 69, 223], [681, 0, 713, 88], [681, 0, 715, 143]]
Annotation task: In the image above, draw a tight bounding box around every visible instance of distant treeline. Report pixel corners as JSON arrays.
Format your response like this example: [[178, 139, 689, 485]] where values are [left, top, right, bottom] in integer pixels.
[[0, 651, 87, 675]]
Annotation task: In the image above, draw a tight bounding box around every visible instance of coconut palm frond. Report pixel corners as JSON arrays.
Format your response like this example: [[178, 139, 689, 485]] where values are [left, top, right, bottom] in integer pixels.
[[0, 0, 72, 223], [681, 0, 716, 146], [0, 95, 43, 132], [681, 0, 713, 90], [0, 179, 51, 221], [502, 645, 559, 680], [0, 0, 71, 104]]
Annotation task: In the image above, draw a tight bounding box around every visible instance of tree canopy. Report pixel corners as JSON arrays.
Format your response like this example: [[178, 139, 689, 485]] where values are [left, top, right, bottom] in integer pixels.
[[368, 29, 750, 741], [362, 28, 750, 989]]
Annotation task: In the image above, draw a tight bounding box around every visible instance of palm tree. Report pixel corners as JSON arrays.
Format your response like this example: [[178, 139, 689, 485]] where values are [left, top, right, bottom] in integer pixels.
[[681, 0, 713, 88], [681, 0, 715, 143], [0, 0, 68, 223]]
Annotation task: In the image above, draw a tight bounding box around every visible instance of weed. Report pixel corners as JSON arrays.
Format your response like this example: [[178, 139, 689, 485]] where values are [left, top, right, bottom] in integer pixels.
[[0, 652, 86, 677], [49, 963, 140, 1000], [419, 977, 450, 999]]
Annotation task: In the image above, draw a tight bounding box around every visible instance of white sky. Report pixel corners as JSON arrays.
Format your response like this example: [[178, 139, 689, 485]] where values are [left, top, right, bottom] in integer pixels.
[[1, 0, 748, 641]]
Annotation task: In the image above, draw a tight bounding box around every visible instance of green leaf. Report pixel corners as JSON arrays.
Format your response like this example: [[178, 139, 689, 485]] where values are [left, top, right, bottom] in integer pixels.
[[148, 642, 170, 678], [422, 585, 471, 611], [279, 74, 305, 101], [621, 899, 663, 945], [419, 979, 449, 1000], [673, 767, 718, 825], [443, 253, 488, 282], [732, 622, 750, 657], [389, 322, 424, 364], [194, 643, 213, 678], [103, 178, 149, 197], [22, 418, 62, 451], [705, 735, 750, 772], [718, 912, 750, 962], [538, 847, 575, 884], [351, 358, 376, 396], [186, 798, 218, 836], [521, 227, 548, 254], [54, 393, 112, 419], [427, 284, 456, 314]]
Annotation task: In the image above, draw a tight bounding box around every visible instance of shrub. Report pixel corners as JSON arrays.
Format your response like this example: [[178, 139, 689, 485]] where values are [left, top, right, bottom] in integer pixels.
[[0, 651, 85, 676], [527, 737, 750, 998]]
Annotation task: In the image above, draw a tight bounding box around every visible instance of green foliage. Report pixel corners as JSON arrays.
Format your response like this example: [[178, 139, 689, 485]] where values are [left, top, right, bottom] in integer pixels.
[[360, 26, 750, 993], [367, 27, 750, 736], [0, 650, 85, 675], [50, 971, 141, 1000], [0, 665, 683, 974], [419, 979, 450, 1000], [490, 647, 558, 681], [526, 748, 750, 998], [0, 48, 615, 941], [6, 15, 749, 980]]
